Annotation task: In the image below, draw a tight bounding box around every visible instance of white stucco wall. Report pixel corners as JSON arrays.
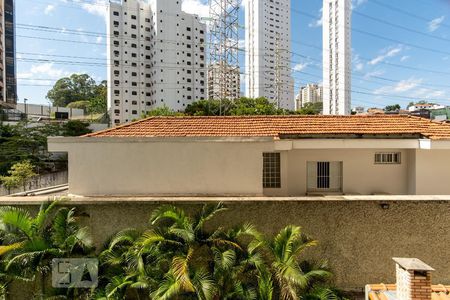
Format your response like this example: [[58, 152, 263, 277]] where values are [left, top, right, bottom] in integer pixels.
[[264, 149, 409, 196], [414, 150, 450, 195], [59, 140, 273, 196], [49, 138, 450, 196]]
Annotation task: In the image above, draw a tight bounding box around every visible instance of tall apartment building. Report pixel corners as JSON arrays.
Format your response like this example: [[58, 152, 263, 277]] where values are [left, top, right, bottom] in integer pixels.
[[323, 0, 351, 115], [208, 63, 240, 100], [107, 0, 207, 125], [296, 84, 323, 109], [0, 0, 17, 108], [245, 0, 294, 110]]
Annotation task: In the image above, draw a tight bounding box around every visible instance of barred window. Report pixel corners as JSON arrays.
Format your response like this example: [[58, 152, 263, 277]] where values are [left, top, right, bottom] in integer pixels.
[[375, 152, 401, 164], [263, 153, 281, 188]]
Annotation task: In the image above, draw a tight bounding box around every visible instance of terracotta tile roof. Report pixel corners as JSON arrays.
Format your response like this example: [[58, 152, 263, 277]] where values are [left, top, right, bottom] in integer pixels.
[[367, 284, 450, 300], [84, 115, 450, 140]]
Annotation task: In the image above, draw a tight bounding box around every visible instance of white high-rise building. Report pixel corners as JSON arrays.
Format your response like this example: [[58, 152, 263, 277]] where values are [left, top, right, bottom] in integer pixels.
[[323, 0, 351, 115], [296, 84, 323, 109], [107, 0, 207, 125], [245, 0, 294, 110]]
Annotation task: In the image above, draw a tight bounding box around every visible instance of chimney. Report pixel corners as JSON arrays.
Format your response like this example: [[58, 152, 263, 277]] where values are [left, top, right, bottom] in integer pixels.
[[393, 258, 434, 300]]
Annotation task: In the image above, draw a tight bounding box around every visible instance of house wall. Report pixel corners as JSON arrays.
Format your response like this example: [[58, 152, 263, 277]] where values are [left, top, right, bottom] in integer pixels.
[[414, 150, 450, 194], [64, 140, 274, 196], [265, 149, 409, 196], [50, 139, 450, 196]]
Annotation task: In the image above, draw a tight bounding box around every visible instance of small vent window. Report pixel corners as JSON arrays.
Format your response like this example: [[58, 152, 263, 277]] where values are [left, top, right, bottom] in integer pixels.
[[263, 153, 281, 188], [375, 153, 401, 164]]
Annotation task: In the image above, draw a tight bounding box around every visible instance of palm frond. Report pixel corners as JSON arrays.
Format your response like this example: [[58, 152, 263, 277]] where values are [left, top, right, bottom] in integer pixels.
[[150, 205, 191, 228], [168, 227, 195, 243], [194, 202, 227, 231], [257, 266, 274, 300], [0, 242, 24, 256], [171, 248, 195, 292], [33, 200, 61, 234], [212, 248, 236, 271], [108, 228, 141, 250], [302, 286, 341, 300], [151, 271, 181, 300], [192, 267, 216, 300], [0, 206, 32, 238]]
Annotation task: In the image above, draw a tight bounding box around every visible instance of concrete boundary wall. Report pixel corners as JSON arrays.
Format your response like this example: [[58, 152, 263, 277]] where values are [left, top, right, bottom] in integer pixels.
[[0, 171, 68, 196], [0, 198, 449, 291]]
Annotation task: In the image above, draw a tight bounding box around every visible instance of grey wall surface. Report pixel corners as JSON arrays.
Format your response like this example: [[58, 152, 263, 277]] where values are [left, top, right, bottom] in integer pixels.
[[2, 199, 448, 292], [0, 171, 68, 196]]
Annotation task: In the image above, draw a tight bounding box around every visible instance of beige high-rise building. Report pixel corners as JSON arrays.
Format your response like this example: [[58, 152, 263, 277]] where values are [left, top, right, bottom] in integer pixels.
[[208, 63, 240, 100], [296, 84, 323, 109]]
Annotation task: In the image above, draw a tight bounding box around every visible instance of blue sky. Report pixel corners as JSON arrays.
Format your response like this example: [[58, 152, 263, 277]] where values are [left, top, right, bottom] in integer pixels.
[[16, 0, 450, 109]]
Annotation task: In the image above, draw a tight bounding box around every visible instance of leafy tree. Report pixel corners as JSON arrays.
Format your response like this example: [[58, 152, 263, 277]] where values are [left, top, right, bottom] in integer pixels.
[[62, 120, 92, 137], [46, 74, 98, 107], [384, 104, 401, 112], [143, 105, 184, 118], [0, 200, 93, 298], [89, 80, 108, 114], [0, 122, 89, 176], [0, 160, 36, 191], [185, 99, 229, 116], [297, 102, 323, 115], [66, 100, 91, 112], [184, 97, 288, 116], [229, 97, 286, 115]]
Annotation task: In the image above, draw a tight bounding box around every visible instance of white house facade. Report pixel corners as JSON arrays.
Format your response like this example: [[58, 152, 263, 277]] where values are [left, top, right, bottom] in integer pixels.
[[49, 115, 450, 197]]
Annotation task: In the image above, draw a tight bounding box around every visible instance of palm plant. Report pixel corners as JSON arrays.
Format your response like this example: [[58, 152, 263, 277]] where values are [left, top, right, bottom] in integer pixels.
[[0, 200, 93, 299], [97, 204, 346, 300], [251, 225, 340, 300]]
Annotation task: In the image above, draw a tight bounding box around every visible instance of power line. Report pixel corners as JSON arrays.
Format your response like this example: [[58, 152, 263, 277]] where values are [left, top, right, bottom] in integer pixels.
[[369, 0, 450, 30]]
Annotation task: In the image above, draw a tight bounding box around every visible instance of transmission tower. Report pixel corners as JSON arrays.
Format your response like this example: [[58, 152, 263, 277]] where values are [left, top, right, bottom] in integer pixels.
[[208, 0, 240, 103]]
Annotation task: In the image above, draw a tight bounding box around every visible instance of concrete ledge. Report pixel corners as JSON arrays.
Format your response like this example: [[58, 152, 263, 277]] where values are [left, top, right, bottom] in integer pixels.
[[1, 195, 450, 205]]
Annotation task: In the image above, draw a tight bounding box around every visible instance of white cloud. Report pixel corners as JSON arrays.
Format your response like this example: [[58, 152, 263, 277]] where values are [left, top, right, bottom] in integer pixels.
[[414, 88, 445, 99], [308, 8, 323, 28], [363, 70, 385, 80], [44, 4, 56, 15], [76, 28, 89, 43], [238, 39, 245, 49], [293, 63, 310, 72], [96, 36, 103, 44], [76, 0, 108, 21], [18, 63, 71, 85], [353, 53, 364, 71], [373, 77, 423, 95], [400, 56, 410, 62], [368, 45, 403, 65], [393, 78, 423, 92], [352, 0, 367, 10], [428, 16, 445, 32], [182, 0, 209, 19]]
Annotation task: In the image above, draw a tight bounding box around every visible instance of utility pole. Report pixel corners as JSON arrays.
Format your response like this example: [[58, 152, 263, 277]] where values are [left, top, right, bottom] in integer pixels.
[[208, 0, 240, 114]]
